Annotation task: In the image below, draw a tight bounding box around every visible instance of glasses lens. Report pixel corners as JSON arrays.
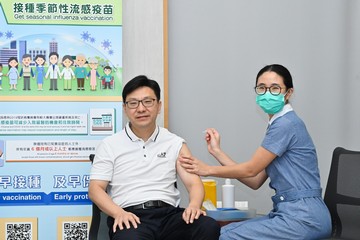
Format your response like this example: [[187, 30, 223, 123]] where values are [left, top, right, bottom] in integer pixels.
[[127, 101, 139, 109], [142, 99, 155, 107], [255, 86, 266, 95], [269, 86, 281, 95]]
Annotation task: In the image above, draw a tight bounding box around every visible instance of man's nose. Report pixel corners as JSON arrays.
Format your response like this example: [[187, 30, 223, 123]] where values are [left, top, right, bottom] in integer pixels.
[[137, 102, 146, 111]]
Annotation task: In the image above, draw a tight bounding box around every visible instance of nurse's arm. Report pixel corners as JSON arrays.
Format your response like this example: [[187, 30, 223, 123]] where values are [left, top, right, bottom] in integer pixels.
[[208, 146, 276, 189]]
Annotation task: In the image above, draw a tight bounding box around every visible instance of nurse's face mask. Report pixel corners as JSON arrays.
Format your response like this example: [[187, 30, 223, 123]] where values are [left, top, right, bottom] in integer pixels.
[[254, 85, 287, 114]]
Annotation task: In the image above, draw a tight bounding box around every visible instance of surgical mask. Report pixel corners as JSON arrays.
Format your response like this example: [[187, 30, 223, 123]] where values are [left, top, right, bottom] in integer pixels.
[[256, 92, 285, 114]]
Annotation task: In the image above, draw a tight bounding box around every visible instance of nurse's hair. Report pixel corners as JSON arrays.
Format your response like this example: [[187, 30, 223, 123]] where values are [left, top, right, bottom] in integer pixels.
[[255, 64, 294, 90]]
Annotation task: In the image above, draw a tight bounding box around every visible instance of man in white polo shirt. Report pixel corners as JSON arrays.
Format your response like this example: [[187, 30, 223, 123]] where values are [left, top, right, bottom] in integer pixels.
[[89, 75, 220, 240]]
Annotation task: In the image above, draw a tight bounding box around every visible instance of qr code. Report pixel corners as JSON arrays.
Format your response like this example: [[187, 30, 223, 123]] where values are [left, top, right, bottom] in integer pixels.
[[62, 221, 89, 240], [6, 222, 32, 240]]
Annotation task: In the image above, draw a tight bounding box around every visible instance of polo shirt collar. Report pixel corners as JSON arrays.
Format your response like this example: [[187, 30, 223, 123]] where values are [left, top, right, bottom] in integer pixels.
[[269, 104, 293, 125], [125, 122, 160, 142]]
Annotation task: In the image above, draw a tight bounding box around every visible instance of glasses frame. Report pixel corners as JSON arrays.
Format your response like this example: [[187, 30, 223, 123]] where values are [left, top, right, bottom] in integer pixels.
[[254, 85, 285, 96], [125, 98, 157, 109]]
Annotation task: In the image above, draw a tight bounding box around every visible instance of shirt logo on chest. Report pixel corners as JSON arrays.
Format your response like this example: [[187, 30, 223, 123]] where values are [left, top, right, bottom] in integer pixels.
[[157, 152, 167, 158]]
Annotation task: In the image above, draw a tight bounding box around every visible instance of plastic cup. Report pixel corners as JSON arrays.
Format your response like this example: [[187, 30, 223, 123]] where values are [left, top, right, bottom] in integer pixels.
[[202, 179, 217, 208]]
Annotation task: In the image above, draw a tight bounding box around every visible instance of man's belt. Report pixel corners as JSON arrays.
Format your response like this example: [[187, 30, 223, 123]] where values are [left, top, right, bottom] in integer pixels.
[[126, 200, 172, 210]]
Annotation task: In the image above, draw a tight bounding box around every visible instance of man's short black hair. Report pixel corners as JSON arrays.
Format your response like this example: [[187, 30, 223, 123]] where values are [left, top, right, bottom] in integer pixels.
[[122, 75, 161, 102]]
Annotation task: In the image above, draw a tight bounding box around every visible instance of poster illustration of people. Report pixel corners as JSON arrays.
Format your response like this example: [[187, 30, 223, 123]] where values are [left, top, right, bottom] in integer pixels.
[[0, 0, 122, 239]]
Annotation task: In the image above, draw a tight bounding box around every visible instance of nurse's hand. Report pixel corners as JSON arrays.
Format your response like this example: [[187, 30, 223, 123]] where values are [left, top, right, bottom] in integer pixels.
[[204, 128, 221, 155], [179, 155, 210, 176]]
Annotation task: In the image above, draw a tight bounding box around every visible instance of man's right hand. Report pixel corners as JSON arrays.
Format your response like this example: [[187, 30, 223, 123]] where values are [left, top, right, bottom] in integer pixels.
[[112, 209, 141, 232]]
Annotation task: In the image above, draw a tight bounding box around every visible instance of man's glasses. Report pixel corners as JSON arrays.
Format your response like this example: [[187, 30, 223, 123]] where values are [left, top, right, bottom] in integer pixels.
[[254, 85, 284, 96], [125, 98, 156, 109]]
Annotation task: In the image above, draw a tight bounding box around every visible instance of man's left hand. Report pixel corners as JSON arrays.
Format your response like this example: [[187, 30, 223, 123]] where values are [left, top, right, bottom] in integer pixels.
[[182, 206, 206, 224]]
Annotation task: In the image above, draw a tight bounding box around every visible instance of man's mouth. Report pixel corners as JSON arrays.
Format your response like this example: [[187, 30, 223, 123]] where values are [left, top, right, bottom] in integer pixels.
[[136, 115, 149, 120]]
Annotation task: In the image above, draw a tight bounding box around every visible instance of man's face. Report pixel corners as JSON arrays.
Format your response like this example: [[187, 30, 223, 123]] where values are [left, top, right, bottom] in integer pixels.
[[22, 57, 31, 66], [104, 68, 112, 75], [76, 56, 86, 67], [123, 86, 161, 131], [49, 55, 58, 65]]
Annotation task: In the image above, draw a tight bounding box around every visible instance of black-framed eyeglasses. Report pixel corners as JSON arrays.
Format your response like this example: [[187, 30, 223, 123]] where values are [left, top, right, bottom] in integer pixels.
[[125, 98, 156, 109], [254, 85, 284, 96]]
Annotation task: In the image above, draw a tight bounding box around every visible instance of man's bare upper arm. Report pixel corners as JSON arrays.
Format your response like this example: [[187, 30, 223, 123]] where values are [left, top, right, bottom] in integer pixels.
[[89, 179, 109, 192], [176, 143, 201, 188]]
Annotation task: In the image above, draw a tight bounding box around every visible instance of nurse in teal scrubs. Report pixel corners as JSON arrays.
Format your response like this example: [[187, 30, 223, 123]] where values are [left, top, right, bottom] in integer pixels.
[[180, 64, 331, 240]]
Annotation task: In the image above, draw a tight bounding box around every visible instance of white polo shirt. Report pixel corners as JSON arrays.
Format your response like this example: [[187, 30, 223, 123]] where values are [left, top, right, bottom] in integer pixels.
[[90, 123, 185, 208]]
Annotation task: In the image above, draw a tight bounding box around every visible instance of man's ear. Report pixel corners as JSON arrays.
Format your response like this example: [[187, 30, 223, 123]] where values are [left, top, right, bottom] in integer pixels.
[[157, 100, 162, 114]]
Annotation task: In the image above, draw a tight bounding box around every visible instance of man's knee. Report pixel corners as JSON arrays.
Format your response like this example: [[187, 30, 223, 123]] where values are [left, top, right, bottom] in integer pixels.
[[195, 215, 220, 239]]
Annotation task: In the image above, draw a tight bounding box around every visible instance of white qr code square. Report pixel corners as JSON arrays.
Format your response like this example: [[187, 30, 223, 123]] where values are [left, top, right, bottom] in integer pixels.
[[57, 216, 91, 240], [0, 218, 37, 240], [62, 221, 88, 240], [6, 222, 32, 240]]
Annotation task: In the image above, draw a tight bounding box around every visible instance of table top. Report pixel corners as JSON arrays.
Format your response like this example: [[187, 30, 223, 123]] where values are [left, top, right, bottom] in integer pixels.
[[206, 208, 257, 221]]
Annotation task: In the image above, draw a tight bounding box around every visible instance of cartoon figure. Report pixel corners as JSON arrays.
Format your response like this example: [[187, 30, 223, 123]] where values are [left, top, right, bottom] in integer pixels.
[[34, 54, 46, 91], [0, 63, 3, 90], [61, 55, 75, 90], [19, 54, 34, 90], [74, 53, 87, 91], [86, 57, 100, 91], [7, 57, 19, 90], [45, 52, 61, 91], [101, 66, 114, 89]]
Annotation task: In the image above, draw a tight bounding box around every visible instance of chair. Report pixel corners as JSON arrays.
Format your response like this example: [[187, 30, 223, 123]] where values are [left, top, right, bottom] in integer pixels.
[[89, 154, 109, 240], [100, 76, 114, 90], [324, 147, 360, 239]]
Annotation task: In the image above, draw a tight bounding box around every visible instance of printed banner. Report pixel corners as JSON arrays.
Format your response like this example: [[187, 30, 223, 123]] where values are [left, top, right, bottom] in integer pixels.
[[0, 1, 123, 239]]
